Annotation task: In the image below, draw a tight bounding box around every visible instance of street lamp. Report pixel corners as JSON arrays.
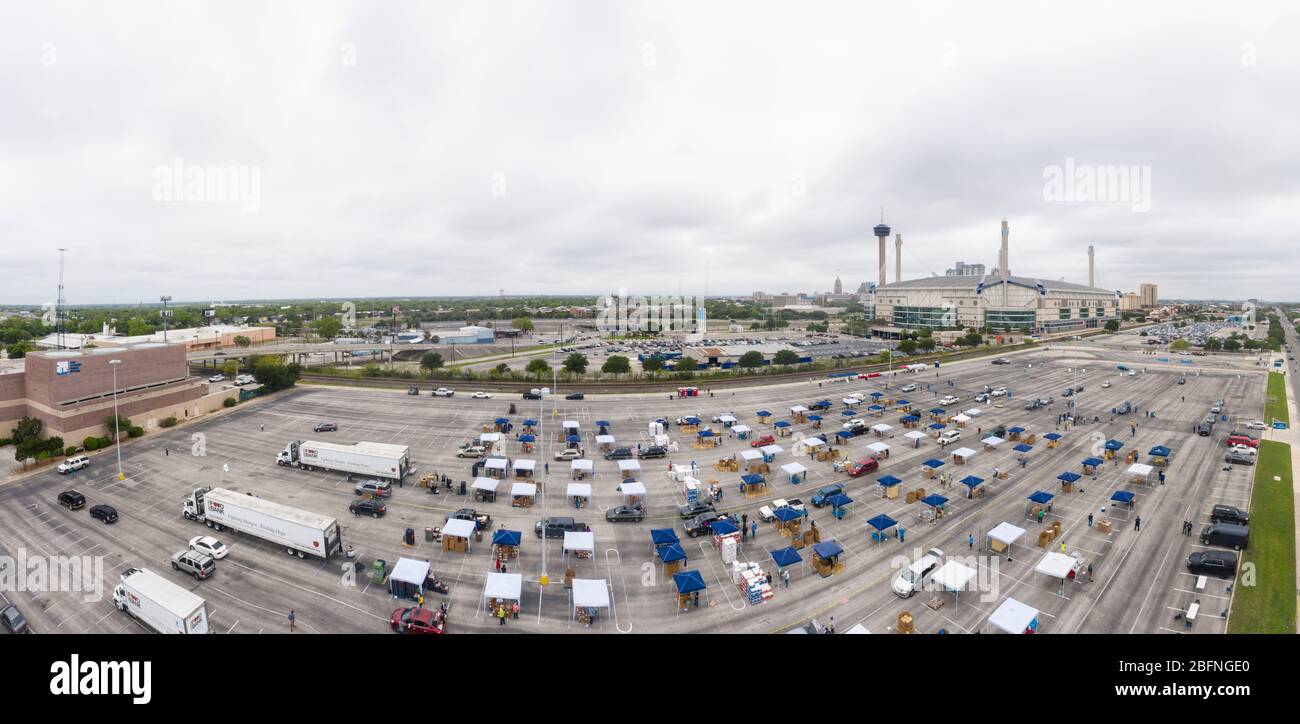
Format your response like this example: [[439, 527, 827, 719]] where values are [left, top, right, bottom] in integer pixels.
[[109, 359, 124, 481], [538, 386, 551, 590], [160, 296, 172, 343]]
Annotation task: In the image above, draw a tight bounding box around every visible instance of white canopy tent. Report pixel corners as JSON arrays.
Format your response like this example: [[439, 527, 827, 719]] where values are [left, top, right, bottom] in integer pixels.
[[617, 459, 642, 474], [563, 531, 595, 557], [867, 441, 890, 455], [842, 397, 861, 406], [595, 434, 617, 446], [952, 413, 971, 423], [510, 481, 537, 499], [471, 477, 500, 493], [981, 436, 1005, 447], [951, 447, 977, 462], [932, 560, 977, 607], [442, 518, 477, 552], [740, 449, 763, 462], [731, 424, 752, 435], [844, 623, 871, 634], [1035, 552, 1079, 595], [571, 459, 594, 475], [870, 423, 893, 434], [514, 459, 536, 473], [987, 522, 1026, 556], [562, 421, 580, 431], [566, 482, 592, 499], [571, 578, 611, 625], [388, 558, 430, 600], [483, 572, 524, 611], [485, 457, 508, 471], [963, 408, 983, 417], [759, 444, 784, 457], [988, 597, 1039, 634], [618, 481, 647, 500], [789, 405, 809, 414], [1127, 463, 1154, 476], [717, 414, 737, 424], [779, 462, 808, 476], [480, 432, 502, 443]]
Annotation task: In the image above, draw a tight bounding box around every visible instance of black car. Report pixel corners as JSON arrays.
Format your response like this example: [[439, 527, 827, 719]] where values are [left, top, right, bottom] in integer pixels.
[[522, 392, 541, 400], [1225, 450, 1256, 466], [89, 504, 118, 524], [350, 499, 387, 518], [678, 501, 715, 519], [604, 447, 634, 460], [991, 358, 1011, 365], [684, 512, 730, 538], [535, 517, 589, 539], [1210, 504, 1249, 526], [638, 446, 668, 459], [1, 604, 29, 634], [565, 393, 585, 400], [1187, 550, 1237, 578], [1062, 389, 1074, 397], [605, 504, 647, 523], [314, 422, 338, 433], [57, 490, 86, 511]]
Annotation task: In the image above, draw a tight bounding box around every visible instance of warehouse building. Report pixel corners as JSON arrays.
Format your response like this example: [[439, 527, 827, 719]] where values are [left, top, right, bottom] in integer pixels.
[[870, 221, 1119, 333], [35, 323, 275, 351], [1, 344, 234, 445]]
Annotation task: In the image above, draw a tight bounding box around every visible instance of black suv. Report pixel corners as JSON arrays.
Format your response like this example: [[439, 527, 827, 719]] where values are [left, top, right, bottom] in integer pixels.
[[684, 512, 736, 538], [638, 446, 668, 459], [1210, 505, 1249, 526], [1187, 550, 1237, 578], [89, 504, 119, 524], [535, 517, 589, 539], [57, 490, 86, 510], [522, 392, 542, 400], [604, 447, 634, 460], [350, 499, 387, 518], [565, 393, 585, 400], [678, 501, 715, 519]]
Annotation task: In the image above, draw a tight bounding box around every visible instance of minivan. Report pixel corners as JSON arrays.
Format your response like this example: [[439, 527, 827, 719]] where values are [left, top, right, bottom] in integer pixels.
[[892, 548, 944, 597], [1200, 523, 1249, 551], [1210, 505, 1249, 526]]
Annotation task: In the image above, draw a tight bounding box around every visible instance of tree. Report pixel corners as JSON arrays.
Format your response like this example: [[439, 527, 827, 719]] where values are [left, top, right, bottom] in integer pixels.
[[642, 357, 663, 374], [125, 318, 153, 337], [105, 415, 133, 440], [511, 317, 535, 333], [13, 416, 43, 444], [1205, 337, 1223, 351], [6, 342, 33, 359], [1170, 339, 1191, 351], [252, 356, 300, 391], [314, 316, 342, 340], [772, 349, 800, 366], [917, 337, 937, 352], [737, 351, 765, 368], [525, 358, 552, 378], [233, 336, 252, 348], [562, 353, 589, 375], [1104, 319, 1120, 332], [420, 352, 445, 371], [1223, 338, 1241, 352], [491, 363, 510, 377], [222, 360, 239, 377], [676, 356, 698, 373], [898, 339, 917, 354], [601, 355, 632, 377]]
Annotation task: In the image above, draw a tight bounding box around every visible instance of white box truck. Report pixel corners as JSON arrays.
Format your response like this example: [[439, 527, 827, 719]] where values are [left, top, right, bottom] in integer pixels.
[[182, 486, 343, 559], [113, 567, 209, 634], [276, 439, 410, 480]]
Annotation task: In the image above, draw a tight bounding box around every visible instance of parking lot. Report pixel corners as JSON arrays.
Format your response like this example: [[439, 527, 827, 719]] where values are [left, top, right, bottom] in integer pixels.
[[0, 336, 1267, 634]]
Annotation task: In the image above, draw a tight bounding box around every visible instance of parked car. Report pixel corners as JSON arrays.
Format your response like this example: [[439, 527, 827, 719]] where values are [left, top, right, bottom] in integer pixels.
[[188, 535, 229, 559], [939, 395, 959, 406], [605, 504, 647, 523], [1227, 432, 1259, 448], [207, 374, 225, 383], [973, 393, 990, 403], [354, 479, 393, 497], [900, 383, 917, 393], [1062, 388, 1074, 397], [678, 501, 715, 519], [750, 434, 776, 448], [535, 517, 590, 539], [1244, 420, 1267, 430], [1, 604, 29, 634], [938, 430, 961, 445], [57, 490, 86, 510], [1210, 504, 1249, 526], [1200, 523, 1249, 551], [471, 391, 492, 399], [171, 549, 215, 580], [57, 455, 89, 474], [350, 499, 387, 518], [457, 444, 487, 458], [1186, 550, 1237, 578], [1100, 381, 1111, 388], [892, 548, 944, 598], [603, 447, 634, 460], [1224, 450, 1256, 466], [811, 483, 845, 508], [390, 607, 444, 634], [89, 504, 118, 524], [553, 447, 584, 461], [846, 457, 879, 477], [565, 393, 585, 400], [313, 422, 338, 433], [638, 446, 668, 459], [991, 387, 1008, 397]]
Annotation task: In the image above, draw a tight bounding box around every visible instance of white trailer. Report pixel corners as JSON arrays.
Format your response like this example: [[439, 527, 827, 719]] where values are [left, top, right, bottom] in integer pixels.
[[113, 567, 209, 634], [182, 486, 343, 559], [276, 439, 410, 480]]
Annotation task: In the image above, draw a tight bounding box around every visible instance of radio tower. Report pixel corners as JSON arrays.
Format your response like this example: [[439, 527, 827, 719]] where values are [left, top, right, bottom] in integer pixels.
[[56, 248, 68, 349]]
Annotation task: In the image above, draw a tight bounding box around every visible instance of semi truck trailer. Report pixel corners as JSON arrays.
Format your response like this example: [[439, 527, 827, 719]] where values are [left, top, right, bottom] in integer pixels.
[[113, 567, 209, 634], [182, 486, 343, 559], [276, 439, 410, 480]]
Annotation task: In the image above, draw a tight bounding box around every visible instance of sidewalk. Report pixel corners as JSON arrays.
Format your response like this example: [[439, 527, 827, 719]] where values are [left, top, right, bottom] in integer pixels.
[[1270, 372, 1300, 628]]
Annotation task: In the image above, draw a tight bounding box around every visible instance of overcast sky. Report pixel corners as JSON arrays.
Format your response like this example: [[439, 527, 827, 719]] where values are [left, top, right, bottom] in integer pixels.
[[2, 1, 1297, 305]]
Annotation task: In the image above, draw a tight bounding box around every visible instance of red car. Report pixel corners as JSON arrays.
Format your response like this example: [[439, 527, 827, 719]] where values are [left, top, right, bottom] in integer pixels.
[[1227, 433, 1259, 448], [390, 607, 445, 634], [751, 434, 775, 448], [846, 457, 880, 478]]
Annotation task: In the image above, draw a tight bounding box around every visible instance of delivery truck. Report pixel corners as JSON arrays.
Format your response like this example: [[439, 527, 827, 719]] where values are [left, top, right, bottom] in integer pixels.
[[276, 439, 410, 480], [182, 486, 343, 559], [113, 567, 209, 634]]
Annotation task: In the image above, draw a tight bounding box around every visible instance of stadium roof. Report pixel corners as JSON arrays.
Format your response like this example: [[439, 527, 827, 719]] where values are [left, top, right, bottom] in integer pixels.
[[875, 273, 1113, 295]]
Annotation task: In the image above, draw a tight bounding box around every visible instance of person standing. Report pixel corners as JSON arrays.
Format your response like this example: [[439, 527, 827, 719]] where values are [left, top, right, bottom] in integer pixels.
[[288, 610, 296, 632], [898, 526, 905, 543], [1059, 541, 1066, 554], [1087, 513, 1094, 527], [781, 569, 790, 588], [968, 533, 974, 550], [751, 521, 758, 540], [1134, 515, 1142, 531], [498, 604, 506, 626]]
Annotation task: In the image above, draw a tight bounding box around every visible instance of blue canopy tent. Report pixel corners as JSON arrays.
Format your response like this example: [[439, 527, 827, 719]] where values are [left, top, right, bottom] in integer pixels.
[[1013, 443, 1033, 455], [657, 542, 688, 567], [929, 407, 946, 415], [698, 429, 716, 437], [673, 570, 707, 609], [1027, 491, 1055, 506], [866, 513, 898, 542], [739, 473, 766, 494], [1057, 471, 1082, 490], [770, 547, 803, 580], [811, 540, 845, 577], [896, 398, 911, 407], [919, 494, 949, 523], [755, 410, 772, 419], [807, 414, 823, 422], [922, 458, 945, 469], [494, 417, 510, 425], [1043, 432, 1062, 441], [835, 430, 854, 440], [869, 391, 883, 398], [522, 419, 539, 427], [774, 420, 792, 428], [814, 400, 832, 409], [566, 434, 581, 444], [1110, 490, 1136, 508], [710, 519, 740, 536], [492, 529, 522, 547], [901, 414, 920, 423], [867, 404, 884, 412], [651, 528, 679, 547], [1105, 439, 1124, 451], [959, 475, 985, 498], [595, 421, 611, 427], [929, 422, 947, 430], [876, 474, 903, 500], [774, 507, 803, 523], [1148, 445, 1171, 466], [826, 492, 854, 518], [1082, 456, 1104, 473], [682, 416, 701, 425], [841, 409, 857, 417], [1007, 426, 1025, 435], [518, 434, 536, 443], [596, 420, 611, 435]]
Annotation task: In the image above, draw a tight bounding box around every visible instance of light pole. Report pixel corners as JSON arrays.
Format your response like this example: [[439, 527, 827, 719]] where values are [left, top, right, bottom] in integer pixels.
[[538, 385, 551, 590], [160, 296, 172, 343], [109, 359, 124, 481]]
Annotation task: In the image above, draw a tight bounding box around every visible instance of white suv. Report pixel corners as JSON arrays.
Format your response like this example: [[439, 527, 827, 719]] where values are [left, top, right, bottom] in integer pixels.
[[938, 430, 961, 445], [900, 383, 917, 393], [892, 548, 944, 597], [57, 455, 90, 474], [991, 387, 1008, 397], [1244, 420, 1267, 430]]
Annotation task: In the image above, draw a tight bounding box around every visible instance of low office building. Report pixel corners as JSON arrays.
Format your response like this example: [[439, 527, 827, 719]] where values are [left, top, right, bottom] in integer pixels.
[[35, 324, 275, 351], [1, 344, 233, 445]]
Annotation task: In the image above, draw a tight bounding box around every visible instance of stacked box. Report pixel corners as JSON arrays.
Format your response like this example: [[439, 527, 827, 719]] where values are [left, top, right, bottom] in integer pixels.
[[715, 534, 740, 563], [736, 562, 774, 604], [683, 479, 700, 503]]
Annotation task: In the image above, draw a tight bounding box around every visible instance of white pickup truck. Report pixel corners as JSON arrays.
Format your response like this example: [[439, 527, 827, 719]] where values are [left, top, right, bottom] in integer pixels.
[[433, 388, 455, 397]]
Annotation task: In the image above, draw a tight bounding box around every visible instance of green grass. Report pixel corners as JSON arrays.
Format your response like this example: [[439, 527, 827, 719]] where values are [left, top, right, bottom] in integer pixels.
[[1265, 371, 1290, 426], [1227, 439, 1296, 633]]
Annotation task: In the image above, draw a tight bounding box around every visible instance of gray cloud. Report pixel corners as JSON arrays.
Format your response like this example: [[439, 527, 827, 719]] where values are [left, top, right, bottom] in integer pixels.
[[1, 0, 1297, 304]]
